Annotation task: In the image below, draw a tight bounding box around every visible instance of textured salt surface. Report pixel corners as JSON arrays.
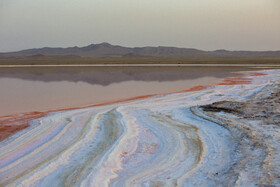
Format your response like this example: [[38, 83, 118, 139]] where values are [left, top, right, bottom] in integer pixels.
[[0, 69, 279, 186]]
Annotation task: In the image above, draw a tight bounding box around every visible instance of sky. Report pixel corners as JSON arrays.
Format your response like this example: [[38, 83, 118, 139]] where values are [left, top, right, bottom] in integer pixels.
[[0, 0, 280, 52]]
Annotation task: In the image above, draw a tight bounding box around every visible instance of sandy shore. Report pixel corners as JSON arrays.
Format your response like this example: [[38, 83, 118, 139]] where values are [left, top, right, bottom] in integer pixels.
[[0, 69, 279, 186]]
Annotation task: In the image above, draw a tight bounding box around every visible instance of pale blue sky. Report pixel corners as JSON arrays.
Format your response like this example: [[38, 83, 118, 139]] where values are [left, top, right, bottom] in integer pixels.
[[0, 0, 279, 52]]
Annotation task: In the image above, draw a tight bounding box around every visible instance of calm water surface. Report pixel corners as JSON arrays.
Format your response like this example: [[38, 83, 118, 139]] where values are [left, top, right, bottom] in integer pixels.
[[0, 66, 270, 116]]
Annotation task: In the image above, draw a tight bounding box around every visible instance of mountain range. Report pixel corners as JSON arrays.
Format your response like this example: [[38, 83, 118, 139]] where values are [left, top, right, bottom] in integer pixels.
[[1, 42, 280, 58]]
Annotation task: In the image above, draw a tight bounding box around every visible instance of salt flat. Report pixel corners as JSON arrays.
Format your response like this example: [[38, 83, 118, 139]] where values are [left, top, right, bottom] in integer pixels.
[[0, 69, 279, 186]]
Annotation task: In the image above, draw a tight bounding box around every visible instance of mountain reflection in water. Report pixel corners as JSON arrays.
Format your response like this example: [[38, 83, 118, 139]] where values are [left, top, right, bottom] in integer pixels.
[[0, 66, 252, 86], [0, 66, 259, 116]]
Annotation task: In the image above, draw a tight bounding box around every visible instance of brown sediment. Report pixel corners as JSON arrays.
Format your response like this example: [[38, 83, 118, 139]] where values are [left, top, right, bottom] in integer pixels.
[[248, 72, 266, 76], [0, 71, 267, 142], [0, 94, 157, 142], [43, 94, 158, 114], [218, 77, 251, 85], [216, 72, 267, 86], [174, 85, 208, 93], [200, 101, 243, 114], [0, 111, 45, 142]]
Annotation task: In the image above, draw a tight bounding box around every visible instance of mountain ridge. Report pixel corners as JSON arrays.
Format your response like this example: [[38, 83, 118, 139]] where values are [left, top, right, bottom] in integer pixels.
[[1, 42, 280, 59]]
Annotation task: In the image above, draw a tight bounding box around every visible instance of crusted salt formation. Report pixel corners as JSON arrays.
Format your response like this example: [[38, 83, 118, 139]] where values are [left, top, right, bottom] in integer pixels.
[[199, 81, 280, 186], [0, 70, 279, 186]]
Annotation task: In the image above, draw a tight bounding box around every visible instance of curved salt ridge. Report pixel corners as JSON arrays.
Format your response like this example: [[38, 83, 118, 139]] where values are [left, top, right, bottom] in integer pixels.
[[0, 70, 278, 186]]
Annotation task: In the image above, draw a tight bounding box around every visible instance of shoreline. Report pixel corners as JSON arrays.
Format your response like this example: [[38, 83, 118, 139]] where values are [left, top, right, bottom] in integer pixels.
[[0, 71, 267, 142], [0, 64, 280, 68], [0, 69, 279, 186], [198, 79, 280, 185]]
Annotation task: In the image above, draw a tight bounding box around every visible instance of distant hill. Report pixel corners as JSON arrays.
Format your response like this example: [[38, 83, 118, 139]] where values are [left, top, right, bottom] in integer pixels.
[[2, 42, 279, 58], [0, 43, 205, 58], [0, 43, 280, 65]]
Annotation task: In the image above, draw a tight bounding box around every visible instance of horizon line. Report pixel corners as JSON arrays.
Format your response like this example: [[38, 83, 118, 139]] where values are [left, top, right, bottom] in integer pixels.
[[1, 42, 280, 53]]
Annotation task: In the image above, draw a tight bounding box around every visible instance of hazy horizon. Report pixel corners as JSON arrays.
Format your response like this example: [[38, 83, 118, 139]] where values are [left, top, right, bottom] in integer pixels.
[[3, 42, 280, 53], [1, 0, 280, 52]]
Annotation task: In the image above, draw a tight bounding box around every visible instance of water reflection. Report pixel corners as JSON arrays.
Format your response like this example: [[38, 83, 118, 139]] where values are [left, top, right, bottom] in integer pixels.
[[0, 66, 258, 116], [0, 66, 253, 85]]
